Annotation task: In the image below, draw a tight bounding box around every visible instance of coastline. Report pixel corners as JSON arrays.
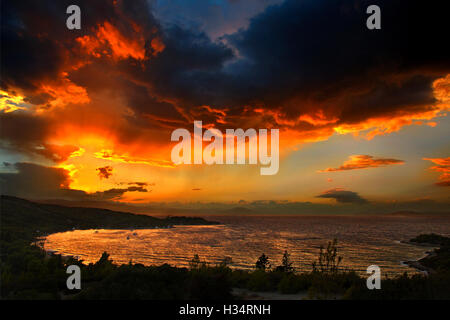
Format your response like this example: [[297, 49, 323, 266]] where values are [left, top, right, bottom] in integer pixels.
[[400, 240, 438, 275]]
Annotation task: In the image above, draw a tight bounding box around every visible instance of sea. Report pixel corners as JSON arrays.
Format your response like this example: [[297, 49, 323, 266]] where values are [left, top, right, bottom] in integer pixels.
[[43, 215, 450, 276]]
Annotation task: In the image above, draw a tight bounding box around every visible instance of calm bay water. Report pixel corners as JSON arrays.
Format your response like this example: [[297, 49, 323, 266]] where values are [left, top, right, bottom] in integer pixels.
[[43, 215, 450, 276]]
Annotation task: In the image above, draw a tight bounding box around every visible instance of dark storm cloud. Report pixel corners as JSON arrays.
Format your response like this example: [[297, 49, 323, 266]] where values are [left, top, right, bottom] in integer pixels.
[[226, 0, 448, 90], [0, 111, 48, 145], [92, 186, 148, 200], [128, 182, 154, 187], [0, 162, 149, 201], [153, 0, 284, 39], [1, 0, 158, 101], [316, 189, 369, 205], [1, 0, 449, 159], [133, 24, 234, 110], [1, 0, 84, 91], [337, 75, 437, 124], [2, 0, 448, 115], [1, 0, 156, 41], [0, 111, 79, 162], [209, 0, 447, 125], [112, 77, 187, 129], [0, 0, 173, 158], [132, 0, 449, 130], [0, 162, 73, 199], [0, 26, 63, 92]]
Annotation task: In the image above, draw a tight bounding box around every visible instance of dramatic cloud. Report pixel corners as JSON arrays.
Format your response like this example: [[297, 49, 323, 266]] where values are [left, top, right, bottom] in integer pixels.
[[319, 155, 404, 172], [0, 162, 73, 199], [128, 182, 153, 187], [424, 157, 450, 187], [0, 110, 83, 163], [316, 188, 369, 205], [2, 0, 448, 163], [153, 0, 284, 39], [94, 150, 175, 168], [91, 186, 148, 201], [96, 166, 113, 179], [0, 162, 149, 200], [0, 0, 448, 204]]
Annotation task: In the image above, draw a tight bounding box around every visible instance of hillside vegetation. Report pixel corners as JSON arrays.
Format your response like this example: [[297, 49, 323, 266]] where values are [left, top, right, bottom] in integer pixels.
[[1, 195, 217, 242]]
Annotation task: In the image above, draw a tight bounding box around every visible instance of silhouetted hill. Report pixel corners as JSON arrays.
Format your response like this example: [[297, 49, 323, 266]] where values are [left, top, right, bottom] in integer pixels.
[[0, 195, 218, 241]]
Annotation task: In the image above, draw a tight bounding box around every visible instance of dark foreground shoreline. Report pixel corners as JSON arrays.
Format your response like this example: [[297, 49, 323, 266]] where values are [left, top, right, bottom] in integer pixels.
[[402, 234, 450, 275], [1, 196, 450, 300]]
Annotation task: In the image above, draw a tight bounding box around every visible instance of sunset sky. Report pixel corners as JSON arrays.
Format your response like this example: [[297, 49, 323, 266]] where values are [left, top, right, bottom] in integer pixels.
[[1, 0, 449, 215]]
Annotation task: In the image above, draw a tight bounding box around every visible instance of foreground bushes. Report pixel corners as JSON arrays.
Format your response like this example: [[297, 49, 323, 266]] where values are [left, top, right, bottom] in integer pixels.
[[77, 260, 234, 299], [3, 244, 450, 300], [230, 268, 360, 299], [344, 271, 450, 300]]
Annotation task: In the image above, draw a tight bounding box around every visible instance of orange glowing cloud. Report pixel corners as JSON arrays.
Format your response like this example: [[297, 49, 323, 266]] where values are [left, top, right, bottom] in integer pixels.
[[76, 21, 163, 61], [0, 90, 29, 113], [94, 149, 175, 168], [333, 109, 445, 140], [97, 22, 146, 60], [34, 144, 82, 163], [236, 108, 337, 151], [252, 108, 338, 128], [298, 110, 339, 126], [75, 35, 103, 58], [2, 77, 89, 112], [424, 157, 450, 187], [201, 105, 228, 124], [38, 75, 90, 108], [239, 75, 449, 148], [318, 155, 405, 172], [55, 163, 78, 185], [150, 37, 165, 56], [433, 75, 450, 105], [69, 148, 86, 159]]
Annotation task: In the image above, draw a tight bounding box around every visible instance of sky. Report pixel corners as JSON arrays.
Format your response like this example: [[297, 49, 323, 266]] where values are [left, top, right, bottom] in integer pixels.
[[0, 0, 449, 215]]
